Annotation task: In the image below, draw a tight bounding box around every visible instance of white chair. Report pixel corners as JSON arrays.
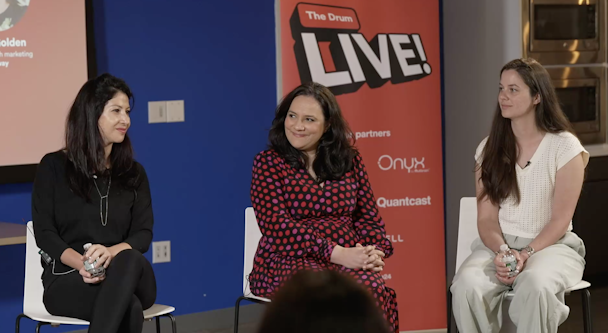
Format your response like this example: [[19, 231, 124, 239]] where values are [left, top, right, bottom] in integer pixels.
[[233, 207, 270, 333], [449, 197, 593, 333], [16, 221, 177, 333]]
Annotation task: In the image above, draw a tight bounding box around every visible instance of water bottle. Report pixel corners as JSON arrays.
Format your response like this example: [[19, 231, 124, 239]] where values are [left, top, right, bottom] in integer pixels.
[[83, 243, 105, 278], [499, 244, 518, 278]]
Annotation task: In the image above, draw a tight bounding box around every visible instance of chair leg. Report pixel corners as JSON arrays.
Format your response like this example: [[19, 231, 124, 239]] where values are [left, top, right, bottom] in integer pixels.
[[155, 316, 161, 333], [15, 314, 27, 333], [165, 313, 177, 333], [234, 296, 246, 333], [35, 322, 50, 333], [582, 289, 593, 333], [447, 286, 453, 333]]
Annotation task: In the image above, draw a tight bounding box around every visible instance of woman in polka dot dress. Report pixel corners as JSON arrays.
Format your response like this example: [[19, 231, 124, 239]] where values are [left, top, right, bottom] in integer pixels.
[[249, 82, 398, 332]]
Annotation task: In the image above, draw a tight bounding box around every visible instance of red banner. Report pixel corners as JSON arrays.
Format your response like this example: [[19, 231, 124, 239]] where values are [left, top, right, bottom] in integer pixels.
[[277, 1, 445, 330]]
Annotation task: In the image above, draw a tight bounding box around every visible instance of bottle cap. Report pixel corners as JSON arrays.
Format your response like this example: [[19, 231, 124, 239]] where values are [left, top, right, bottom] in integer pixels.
[[499, 244, 509, 252], [83, 243, 92, 251]]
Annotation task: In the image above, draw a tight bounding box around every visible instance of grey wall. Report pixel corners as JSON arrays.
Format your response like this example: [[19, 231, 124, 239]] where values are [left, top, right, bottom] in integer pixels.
[[443, 0, 521, 330]]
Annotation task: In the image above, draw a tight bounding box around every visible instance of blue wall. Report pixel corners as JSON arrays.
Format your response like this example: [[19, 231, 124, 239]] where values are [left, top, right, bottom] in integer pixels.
[[0, 0, 276, 331]]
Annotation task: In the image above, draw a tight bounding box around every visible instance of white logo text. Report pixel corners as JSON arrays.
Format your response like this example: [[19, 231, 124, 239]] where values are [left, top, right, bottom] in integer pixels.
[[377, 155, 429, 173], [377, 196, 431, 208], [356, 130, 391, 139]]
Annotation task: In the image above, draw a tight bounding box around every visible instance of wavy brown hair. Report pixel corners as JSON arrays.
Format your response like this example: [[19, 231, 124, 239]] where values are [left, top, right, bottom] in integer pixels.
[[478, 58, 574, 205]]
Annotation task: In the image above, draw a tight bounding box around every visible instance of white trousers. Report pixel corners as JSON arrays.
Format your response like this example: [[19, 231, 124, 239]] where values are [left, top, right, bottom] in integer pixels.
[[450, 232, 585, 333]]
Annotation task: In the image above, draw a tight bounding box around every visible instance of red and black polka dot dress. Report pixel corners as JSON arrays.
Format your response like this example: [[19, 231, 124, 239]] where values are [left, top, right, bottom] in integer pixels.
[[249, 149, 399, 332]]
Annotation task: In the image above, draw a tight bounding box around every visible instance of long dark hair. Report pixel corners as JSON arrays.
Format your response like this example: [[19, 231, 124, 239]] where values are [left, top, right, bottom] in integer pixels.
[[268, 82, 358, 181], [65, 73, 139, 200], [479, 58, 574, 205], [257, 270, 391, 333]]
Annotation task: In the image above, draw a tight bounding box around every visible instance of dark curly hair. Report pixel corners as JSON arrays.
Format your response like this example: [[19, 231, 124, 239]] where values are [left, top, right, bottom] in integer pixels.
[[268, 82, 358, 181]]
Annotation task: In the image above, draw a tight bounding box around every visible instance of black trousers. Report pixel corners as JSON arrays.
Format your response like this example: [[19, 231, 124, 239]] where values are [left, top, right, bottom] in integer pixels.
[[43, 249, 157, 333]]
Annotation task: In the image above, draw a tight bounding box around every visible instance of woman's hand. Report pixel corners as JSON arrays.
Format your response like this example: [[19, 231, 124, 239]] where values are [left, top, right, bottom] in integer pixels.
[[512, 249, 528, 272], [494, 250, 527, 285], [494, 251, 515, 285], [331, 243, 375, 269], [79, 266, 105, 284], [358, 244, 385, 272], [83, 244, 113, 269]]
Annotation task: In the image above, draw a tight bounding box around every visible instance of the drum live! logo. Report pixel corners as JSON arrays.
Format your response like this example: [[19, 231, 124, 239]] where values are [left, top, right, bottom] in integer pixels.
[[289, 3, 432, 95]]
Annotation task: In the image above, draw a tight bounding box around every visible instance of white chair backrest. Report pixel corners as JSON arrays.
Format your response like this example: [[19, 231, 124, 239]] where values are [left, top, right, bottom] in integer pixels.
[[24, 221, 52, 315], [455, 197, 480, 275], [243, 207, 263, 295]]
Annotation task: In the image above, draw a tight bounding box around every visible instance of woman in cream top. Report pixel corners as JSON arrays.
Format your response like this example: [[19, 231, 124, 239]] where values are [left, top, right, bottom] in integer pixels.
[[451, 58, 588, 333], [475, 131, 589, 239]]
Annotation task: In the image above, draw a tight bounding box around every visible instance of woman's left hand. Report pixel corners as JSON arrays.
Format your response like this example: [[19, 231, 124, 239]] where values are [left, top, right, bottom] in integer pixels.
[[357, 244, 385, 272], [495, 249, 528, 285], [512, 249, 529, 272], [83, 244, 113, 269]]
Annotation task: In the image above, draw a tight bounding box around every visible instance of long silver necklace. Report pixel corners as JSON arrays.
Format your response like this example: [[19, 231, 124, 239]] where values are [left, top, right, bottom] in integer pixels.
[[92, 175, 111, 227]]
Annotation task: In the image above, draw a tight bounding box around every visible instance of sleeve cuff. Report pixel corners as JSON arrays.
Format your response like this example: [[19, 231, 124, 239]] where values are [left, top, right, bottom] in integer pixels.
[[124, 236, 151, 253], [373, 241, 393, 259], [321, 240, 338, 262], [49, 243, 70, 262], [558, 148, 588, 170]]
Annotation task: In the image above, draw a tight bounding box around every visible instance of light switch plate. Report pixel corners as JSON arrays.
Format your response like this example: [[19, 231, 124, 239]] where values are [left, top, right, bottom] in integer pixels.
[[148, 101, 167, 123], [167, 100, 185, 123], [152, 241, 171, 263]]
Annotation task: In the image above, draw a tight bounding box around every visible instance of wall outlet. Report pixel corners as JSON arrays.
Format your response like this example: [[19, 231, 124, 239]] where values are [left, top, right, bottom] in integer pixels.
[[148, 101, 167, 123], [152, 241, 171, 263], [167, 100, 185, 122]]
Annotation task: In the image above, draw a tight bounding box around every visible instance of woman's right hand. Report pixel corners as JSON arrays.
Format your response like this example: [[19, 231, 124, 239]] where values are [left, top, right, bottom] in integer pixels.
[[331, 243, 375, 269], [494, 252, 516, 285], [79, 265, 105, 284], [356, 243, 385, 271]]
